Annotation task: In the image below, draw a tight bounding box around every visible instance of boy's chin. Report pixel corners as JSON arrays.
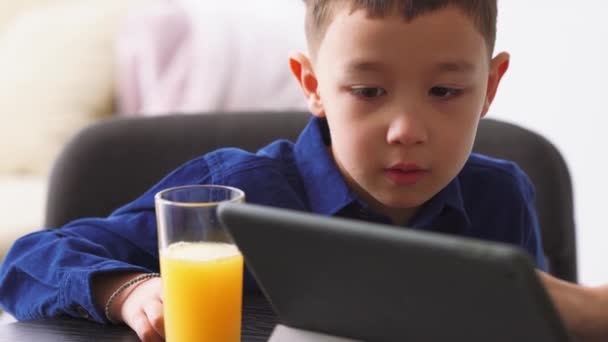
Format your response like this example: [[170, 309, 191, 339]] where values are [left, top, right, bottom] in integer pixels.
[[376, 195, 428, 212]]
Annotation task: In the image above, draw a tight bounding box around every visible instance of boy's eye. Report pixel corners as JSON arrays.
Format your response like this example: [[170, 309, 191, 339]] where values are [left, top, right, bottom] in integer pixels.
[[429, 87, 462, 98], [351, 87, 387, 99]]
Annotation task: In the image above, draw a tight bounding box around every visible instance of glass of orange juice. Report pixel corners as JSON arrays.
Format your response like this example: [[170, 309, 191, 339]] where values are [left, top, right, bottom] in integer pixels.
[[155, 185, 245, 342]]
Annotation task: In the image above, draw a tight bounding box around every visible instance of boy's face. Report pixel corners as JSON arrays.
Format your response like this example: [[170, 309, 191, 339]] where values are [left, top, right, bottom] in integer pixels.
[[291, 6, 509, 224]]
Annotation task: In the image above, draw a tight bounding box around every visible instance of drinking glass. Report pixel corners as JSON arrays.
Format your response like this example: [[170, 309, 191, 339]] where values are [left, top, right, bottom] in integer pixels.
[[155, 185, 245, 342]]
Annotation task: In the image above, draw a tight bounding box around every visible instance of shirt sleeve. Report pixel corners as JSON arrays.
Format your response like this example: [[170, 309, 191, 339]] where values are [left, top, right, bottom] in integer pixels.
[[0, 155, 215, 323], [519, 171, 548, 271]]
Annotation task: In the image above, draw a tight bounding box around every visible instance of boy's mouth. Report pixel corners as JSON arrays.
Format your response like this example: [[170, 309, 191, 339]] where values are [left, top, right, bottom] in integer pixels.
[[383, 164, 428, 185]]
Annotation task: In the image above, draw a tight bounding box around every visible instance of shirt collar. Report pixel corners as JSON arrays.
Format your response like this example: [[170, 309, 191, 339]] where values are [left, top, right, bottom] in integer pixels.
[[294, 117, 356, 215], [293, 116, 471, 231], [409, 176, 471, 231]]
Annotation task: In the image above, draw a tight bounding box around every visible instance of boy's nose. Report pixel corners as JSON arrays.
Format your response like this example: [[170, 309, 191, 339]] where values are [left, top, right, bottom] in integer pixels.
[[386, 114, 428, 146]]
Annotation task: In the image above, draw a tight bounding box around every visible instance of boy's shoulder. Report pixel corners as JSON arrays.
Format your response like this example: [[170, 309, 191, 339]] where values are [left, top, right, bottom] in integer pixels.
[[460, 153, 535, 200], [203, 139, 300, 182], [116, 139, 305, 214], [204, 140, 308, 208], [206, 139, 296, 169]]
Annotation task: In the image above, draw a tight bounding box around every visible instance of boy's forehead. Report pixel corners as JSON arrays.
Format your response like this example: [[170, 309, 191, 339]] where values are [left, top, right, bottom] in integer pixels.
[[325, 4, 479, 42], [314, 6, 490, 71], [309, 2, 492, 63]]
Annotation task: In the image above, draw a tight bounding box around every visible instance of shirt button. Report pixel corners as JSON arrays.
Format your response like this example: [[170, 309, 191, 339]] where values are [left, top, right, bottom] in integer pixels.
[[74, 305, 90, 319]]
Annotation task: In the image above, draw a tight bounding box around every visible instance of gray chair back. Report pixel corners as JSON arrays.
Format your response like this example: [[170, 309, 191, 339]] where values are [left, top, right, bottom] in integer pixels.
[[45, 112, 576, 282]]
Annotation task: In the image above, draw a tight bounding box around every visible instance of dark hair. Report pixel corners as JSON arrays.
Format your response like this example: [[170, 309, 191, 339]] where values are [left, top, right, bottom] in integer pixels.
[[304, 0, 497, 57]]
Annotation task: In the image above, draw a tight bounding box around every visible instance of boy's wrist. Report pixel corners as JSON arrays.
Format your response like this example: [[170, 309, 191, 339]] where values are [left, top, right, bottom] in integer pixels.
[[104, 273, 160, 324], [92, 272, 147, 323]]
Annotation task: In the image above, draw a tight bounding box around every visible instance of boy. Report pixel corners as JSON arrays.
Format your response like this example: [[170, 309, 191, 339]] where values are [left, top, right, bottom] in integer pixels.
[[0, 1, 546, 341]]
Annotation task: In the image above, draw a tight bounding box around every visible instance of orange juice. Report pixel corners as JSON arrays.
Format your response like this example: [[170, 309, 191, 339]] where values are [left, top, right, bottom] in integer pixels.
[[160, 242, 243, 342]]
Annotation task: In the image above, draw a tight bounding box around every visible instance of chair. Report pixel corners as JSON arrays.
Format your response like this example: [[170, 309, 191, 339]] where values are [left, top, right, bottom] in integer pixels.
[[44, 112, 577, 282]]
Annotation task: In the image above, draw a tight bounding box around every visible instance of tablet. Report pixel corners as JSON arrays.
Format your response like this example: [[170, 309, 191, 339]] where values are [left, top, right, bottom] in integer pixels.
[[218, 202, 571, 342]]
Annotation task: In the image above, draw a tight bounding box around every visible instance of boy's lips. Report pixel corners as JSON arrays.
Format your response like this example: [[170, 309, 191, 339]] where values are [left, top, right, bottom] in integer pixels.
[[383, 164, 429, 185]]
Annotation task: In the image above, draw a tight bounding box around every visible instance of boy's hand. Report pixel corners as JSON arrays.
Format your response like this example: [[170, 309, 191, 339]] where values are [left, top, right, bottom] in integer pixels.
[[119, 276, 165, 342], [93, 273, 165, 342]]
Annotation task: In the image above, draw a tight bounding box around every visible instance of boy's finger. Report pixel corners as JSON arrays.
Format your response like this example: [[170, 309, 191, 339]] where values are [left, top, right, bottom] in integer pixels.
[[143, 299, 166, 338], [129, 311, 164, 342]]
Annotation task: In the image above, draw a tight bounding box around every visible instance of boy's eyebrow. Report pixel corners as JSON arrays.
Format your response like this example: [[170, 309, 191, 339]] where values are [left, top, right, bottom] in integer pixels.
[[344, 60, 387, 73], [435, 61, 477, 73], [344, 60, 477, 74]]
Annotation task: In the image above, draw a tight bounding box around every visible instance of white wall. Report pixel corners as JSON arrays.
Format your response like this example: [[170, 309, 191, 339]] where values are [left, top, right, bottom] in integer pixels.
[[493, 1, 608, 285]]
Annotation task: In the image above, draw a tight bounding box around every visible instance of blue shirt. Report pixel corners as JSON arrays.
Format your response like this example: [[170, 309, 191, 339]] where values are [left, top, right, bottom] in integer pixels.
[[0, 117, 546, 323]]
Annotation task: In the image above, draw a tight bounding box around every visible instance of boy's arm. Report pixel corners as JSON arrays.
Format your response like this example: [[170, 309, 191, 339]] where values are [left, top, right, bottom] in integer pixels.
[[538, 271, 608, 342], [0, 155, 214, 323], [0, 212, 158, 323]]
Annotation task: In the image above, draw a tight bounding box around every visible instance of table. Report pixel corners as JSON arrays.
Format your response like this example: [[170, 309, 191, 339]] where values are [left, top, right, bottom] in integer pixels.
[[0, 296, 278, 342]]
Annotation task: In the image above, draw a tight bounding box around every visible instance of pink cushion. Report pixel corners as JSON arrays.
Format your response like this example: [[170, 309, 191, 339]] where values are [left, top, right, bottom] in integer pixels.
[[116, 0, 308, 116]]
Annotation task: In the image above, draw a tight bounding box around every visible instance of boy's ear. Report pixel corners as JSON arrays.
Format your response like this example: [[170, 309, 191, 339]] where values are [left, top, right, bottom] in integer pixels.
[[481, 52, 510, 117], [289, 52, 325, 117]]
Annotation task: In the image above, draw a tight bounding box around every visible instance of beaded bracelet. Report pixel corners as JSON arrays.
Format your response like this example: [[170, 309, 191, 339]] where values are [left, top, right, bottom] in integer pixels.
[[104, 272, 161, 324]]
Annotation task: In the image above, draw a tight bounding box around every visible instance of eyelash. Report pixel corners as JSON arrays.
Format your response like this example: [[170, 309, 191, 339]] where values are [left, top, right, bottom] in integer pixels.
[[350, 87, 387, 99], [429, 87, 463, 98], [349, 86, 464, 101]]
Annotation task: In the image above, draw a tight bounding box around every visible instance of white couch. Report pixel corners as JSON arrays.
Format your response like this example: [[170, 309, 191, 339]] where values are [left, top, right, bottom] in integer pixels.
[[0, 0, 154, 262]]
